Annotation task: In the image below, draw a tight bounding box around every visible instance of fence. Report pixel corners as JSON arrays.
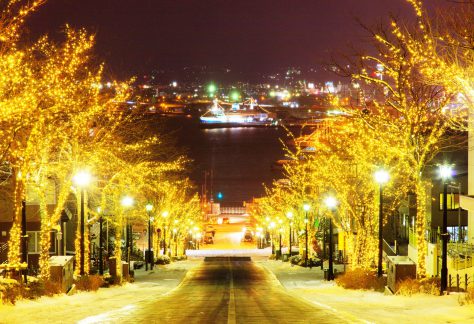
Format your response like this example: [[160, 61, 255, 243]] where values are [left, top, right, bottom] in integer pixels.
[[448, 272, 474, 292]]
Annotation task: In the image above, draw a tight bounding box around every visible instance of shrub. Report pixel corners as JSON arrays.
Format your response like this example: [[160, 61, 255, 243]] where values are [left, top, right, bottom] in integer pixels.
[[155, 255, 171, 265], [458, 287, 474, 305], [396, 277, 440, 296], [29, 280, 61, 298], [335, 268, 385, 292], [1, 286, 20, 305], [172, 255, 187, 262], [0, 278, 65, 305], [0, 279, 21, 305], [289, 255, 302, 265], [74, 275, 105, 292]]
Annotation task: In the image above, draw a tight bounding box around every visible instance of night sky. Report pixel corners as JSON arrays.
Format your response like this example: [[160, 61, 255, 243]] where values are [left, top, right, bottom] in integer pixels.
[[26, 0, 425, 79]]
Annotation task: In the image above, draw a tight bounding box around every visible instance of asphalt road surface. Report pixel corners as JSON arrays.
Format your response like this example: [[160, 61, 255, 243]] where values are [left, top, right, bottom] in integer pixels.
[[110, 257, 350, 324]]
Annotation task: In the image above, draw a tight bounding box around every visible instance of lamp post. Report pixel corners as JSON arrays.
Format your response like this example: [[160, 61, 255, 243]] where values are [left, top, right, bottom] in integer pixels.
[[196, 232, 201, 250], [324, 196, 337, 281], [97, 207, 104, 275], [439, 165, 453, 295], [173, 228, 178, 256], [146, 203, 153, 271], [162, 211, 169, 255], [374, 169, 389, 278], [73, 170, 92, 276], [278, 219, 283, 256], [287, 212, 293, 256], [269, 221, 275, 254], [303, 204, 310, 266], [21, 200, 28, 283], [121, 196, 134, 274]]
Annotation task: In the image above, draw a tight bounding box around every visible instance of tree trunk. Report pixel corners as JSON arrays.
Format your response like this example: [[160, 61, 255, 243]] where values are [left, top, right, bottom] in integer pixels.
[[8, 171, 25, 265], [415, 179, 428, 277]]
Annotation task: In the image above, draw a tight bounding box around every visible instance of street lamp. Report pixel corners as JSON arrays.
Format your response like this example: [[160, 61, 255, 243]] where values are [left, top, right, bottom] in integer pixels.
[[73, 170, 91, 276], [439, 164, 453, 295], [173, 228, 178, 256], [303, 204, 310, 266], [374, 169, 389, 277], [278, 219, 283, 256], [324, 196, 337, 281], [269, 221, 275, 254], [196, 232, 202, 250], [121, 195, 134, 274], [287, 212, 293, 256], [162, 211, 169, 255], [145, 203, 154, 271], [97, 207, 104, 275]]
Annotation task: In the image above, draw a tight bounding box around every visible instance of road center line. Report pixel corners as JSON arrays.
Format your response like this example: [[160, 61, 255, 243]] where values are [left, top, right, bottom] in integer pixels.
[[227, 259, 236, 324]]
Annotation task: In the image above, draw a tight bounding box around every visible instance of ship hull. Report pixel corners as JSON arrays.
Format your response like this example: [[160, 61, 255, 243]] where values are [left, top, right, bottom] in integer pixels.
[[200, 121, 277, 129]]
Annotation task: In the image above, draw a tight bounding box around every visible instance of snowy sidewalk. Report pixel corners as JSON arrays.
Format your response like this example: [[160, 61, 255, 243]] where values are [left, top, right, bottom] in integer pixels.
[[0, 260, 200, 324], [259, 260, 474, 324]]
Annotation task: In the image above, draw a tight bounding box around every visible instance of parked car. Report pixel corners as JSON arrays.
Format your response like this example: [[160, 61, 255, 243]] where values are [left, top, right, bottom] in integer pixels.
[[242, 229, 253, 242], [205, 225, 216, 236], [222, 217, 230, 224], [204, 232, 214, 244]]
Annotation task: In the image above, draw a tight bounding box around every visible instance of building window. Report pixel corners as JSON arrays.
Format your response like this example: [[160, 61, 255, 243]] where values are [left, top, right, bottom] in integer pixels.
[[439, 193, 459, 210], [448, 226, 468, 243], [27, 231, 56, 254]]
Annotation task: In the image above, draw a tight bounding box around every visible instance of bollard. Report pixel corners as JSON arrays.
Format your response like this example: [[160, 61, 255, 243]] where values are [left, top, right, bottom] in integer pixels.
[[466, 273, 470, 291], [457, 274, 460, 292], [449, 274, 452, 290]]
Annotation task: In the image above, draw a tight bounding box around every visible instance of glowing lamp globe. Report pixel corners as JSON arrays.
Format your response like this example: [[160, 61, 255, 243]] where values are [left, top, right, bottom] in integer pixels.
[[146, 204, 153, 212], [303, 204, 310, 212], [324, 196, 337, 210], [121, 196, 134, 208], [73, 171, 91, 188], [374, 170, 390, 185], [438, 165, 453, 181]]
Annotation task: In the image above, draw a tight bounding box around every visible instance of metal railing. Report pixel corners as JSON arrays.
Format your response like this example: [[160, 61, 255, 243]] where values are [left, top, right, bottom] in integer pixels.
[[408, 227, 439, 248], [449, 243, 474, 271], [0, 242, 8, 265], [383, 239, 397, 256]]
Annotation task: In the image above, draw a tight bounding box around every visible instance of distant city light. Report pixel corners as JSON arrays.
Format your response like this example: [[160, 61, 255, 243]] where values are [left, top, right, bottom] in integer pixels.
[[208, 84, 216, 93], [230, 91, 240, 101]]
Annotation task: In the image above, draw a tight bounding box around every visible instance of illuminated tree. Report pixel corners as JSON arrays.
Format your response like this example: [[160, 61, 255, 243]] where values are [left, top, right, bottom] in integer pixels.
[[329, 0, 466, 276]]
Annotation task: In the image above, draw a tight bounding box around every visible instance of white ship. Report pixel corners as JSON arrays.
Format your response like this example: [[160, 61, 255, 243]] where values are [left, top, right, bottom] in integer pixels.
[[200, 98, 276, 127]]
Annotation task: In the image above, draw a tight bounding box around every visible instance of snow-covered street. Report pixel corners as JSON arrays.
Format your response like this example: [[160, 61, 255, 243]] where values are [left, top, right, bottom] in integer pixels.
[[261, 260, 474, 324], [0, 261, 199, 324]]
